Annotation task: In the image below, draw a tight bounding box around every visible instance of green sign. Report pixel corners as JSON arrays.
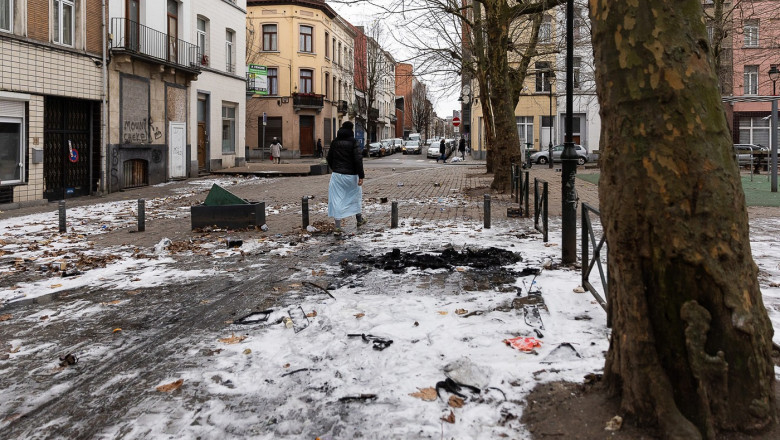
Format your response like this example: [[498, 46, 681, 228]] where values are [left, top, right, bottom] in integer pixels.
[[248, 64, 268, 95]]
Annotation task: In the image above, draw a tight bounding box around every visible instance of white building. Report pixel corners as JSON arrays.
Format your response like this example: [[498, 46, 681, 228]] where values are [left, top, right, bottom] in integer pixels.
[[324, 15, 356, 148], [189, 0, 247, 172]]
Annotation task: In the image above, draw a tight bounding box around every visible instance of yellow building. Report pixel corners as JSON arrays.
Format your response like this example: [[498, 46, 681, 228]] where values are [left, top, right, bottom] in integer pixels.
[[246, 0, 353, 159]]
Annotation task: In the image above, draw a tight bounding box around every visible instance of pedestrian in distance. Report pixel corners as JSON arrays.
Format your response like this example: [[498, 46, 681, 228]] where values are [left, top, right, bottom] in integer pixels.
[[270, 137, 282, 164], [459, 136, 466, 160], [317, 138, 323, 158], [437, 138, 447, 163], [326, 121, 366, 235]]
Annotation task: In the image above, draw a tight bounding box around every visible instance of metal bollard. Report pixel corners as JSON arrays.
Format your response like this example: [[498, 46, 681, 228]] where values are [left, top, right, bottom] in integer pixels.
[[484, 194, 491, 229], [58, 201, 66, 233], [302, 196, 309, 229], [138, 199, 145, 232], [391, 201, 398, 228]]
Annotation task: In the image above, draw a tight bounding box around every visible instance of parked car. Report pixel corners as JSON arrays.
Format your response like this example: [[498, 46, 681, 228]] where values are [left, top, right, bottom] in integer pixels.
[[383, 138, 404, 153], [733, 144, 768, 166], [530, 144, 589, 165], [403, 140, 422, 155], [379, 140, 394, 156], [367, 142, 386, 157], [427, 143, 442, 159]]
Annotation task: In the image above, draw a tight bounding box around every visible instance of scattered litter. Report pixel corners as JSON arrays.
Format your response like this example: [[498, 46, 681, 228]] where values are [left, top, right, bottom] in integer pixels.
[[260, 224, 269, 231], [302, 281, 336, 300], [288, 306, 310, 333], [380, 197, 388, 203], [441, 410, 456, 424], [347, 333, 393, 351], [443, 357, 490, 390], [112, 328, 122, 333], [282, 317, 294, 328], [306, 310, 317, 318], [100, 300, 121, 306], [542, 343, 581, 364], [0, 314, 12, 322], [58, 353, 77, 367], [436, 377, 480, 400], [574, 314, 592, 321], [156, 379, 184, 393], [306, 225, 318, 233], [448, 395, 465, 408], [338, 394, 377, 403], [281, 368, 318, 377], [455, 309, 468, 315], [605, 415, 623, 431], [504, 336, 542, 352], [50, 284, 62, 289], [397, 182, 404, 187], [573, 285, 586, 293], [410, 387, 437, 401], [524, 305, 545, 329], [226, 239, 243, 248], [218, 333, 247, 344], [234, 310, 273, 325], [40, 315, 49, 321], [437, 311, 448, 315], [354, 313, 365, 319], [154, 238, 172, 254]]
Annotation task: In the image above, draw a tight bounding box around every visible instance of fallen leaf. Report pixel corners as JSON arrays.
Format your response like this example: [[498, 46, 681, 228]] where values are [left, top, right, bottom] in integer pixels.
[[131, 278, 141, 282], [40, 315, 49, 320], [113, 328, 122, 333], [455, 309, 468, 315], [156, 379, 184, 393], [437, 311, 448, 315], [224, 320, 234, 324], [573, 286, 586, 293], [283, 363, 290, 368], [605, 415, 623, 431], [0, 314, 12, 322], [218, 333, 247, 344], [441, 410, 456, 424], [200, 300, 210, 305], [456, 267, 466, 272], [354, 313, 365, 319], [50, 284, 62, 289], [409, 387, 437, 401], [100, 300, 121, 306], [544, 242, 558, 247], [448, 395, 465, 408], [243, 348, 252, 355], [306, 310, 317, 318], [413, 321, 419, 327], [126, 290, 141, 296], [10, 346, 20, 353]]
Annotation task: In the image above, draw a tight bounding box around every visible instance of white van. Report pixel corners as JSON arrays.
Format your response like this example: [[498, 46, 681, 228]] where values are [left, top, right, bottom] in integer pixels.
[[408, 133, 421, 142]]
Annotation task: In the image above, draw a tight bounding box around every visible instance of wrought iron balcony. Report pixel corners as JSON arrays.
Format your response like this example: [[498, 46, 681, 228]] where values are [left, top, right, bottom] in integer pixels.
[[111, 18, 200, 73], [293, 93, 324, 110], [337, 100, 349, 114]]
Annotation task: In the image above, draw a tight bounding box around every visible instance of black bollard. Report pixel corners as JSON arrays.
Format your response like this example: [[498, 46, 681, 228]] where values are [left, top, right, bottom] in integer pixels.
[[484, 194, 491, 229], [58, 201, 66, 233], [138, 199, 145, 232], [302, 196, 309, 229], [391, 201, 398, 228]]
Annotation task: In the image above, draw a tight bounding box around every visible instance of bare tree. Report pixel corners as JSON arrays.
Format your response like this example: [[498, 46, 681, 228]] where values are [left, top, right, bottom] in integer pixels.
[[592, 0, 776, 438], [361, 22, 394, 143], [411, 81, 434, 140]]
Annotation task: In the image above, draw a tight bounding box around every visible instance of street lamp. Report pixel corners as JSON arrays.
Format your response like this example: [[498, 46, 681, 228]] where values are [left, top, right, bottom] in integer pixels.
[[547, 69, 556, 169], [770, 66, 779, 96], [561, 0, 577, 263]]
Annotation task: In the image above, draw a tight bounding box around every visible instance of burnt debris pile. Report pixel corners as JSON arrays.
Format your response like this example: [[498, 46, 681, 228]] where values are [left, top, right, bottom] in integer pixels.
[[345, 247, 523, 275]]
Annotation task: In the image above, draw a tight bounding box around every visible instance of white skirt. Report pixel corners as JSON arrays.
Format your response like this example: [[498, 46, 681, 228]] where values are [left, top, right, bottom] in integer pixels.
[[327, 172, 363, 219]]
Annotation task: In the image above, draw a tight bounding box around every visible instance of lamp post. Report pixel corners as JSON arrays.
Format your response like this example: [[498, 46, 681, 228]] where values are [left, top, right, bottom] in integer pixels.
[[459, 84, 472, 156], [547, 70, 556, 169], [769, 66, 779, 192], [561, 0, 577, 263]]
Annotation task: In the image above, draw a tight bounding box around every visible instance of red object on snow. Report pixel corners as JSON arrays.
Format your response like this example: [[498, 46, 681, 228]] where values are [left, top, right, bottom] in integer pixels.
[[504, 337, 542, 352]]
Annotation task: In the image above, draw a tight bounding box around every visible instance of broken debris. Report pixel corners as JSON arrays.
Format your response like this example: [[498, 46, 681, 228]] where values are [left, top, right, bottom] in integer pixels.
[[504, 337, 542, 352], [347, 333, 393, 351]]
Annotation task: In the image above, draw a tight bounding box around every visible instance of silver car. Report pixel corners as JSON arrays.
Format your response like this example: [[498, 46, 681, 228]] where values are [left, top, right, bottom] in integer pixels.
[[530, 144, 588, 165], [403, 140, 421, 155]]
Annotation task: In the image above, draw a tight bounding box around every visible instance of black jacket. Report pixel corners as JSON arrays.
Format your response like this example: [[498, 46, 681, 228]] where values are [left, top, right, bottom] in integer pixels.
[[459, 138, 466, 152], [327, 128, 365, 178], [439, 140, 446, 154]]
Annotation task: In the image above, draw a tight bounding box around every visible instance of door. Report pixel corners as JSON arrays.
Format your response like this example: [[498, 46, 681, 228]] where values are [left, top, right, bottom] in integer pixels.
[[167, 0, 178, 63], [197, 123, 207, 172], [126, 0, 140, 52], [299, 115, 314, 156], [169, 122, 186, 179], [196, 95, 208, 172]]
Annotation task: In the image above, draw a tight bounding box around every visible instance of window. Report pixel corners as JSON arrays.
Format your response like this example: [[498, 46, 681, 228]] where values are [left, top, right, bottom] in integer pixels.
[[516, 117, 533, 146], [325, 72, 330, 99], [739, 117, 770, 146], [324, 31, 329, 58], [338, 42, 342, 65], [300, 69, 313, 93], [744, 19, 758, 47], [332, 77, 336, 101], [744, 65, 758, 95], [268, 67, 278, 95], [332, 38, 336, 62], [196, 17, 207, 64], [53, 0, 74, 46], [0, 116, 23, 184], [573, 57, 581, 90], [1, 0, 12, 33], [226, 30, 234, 73], [262, 24, 277, 51], [299, 25, 313, 52], [222, 105, 236, 154], [535, 62, 553, 93], [539, 15, 552, 43], [573, 8, 582, 39]]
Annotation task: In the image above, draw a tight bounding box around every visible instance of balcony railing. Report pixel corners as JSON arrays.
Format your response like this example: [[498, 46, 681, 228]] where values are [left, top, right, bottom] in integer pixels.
[[337, 100, 349, 114], [111, 18, 200, 72], [293, 93, 324, 110], [369, 108, 379, 120]]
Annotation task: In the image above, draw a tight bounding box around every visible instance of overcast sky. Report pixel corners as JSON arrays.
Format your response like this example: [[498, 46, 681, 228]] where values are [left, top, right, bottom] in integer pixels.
[[329, 1, 460, 118]]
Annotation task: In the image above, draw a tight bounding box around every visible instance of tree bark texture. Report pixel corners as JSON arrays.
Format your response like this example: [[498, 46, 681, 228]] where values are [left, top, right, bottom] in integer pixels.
[[591, 0, 775, 438]]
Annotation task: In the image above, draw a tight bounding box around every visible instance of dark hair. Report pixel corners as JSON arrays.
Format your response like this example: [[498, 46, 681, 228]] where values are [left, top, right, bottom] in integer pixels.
[[341, 121, 354, 130]]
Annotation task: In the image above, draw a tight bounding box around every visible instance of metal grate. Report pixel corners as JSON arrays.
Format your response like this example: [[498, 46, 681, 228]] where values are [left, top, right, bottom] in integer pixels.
[[123, 159, 148, 188], [0, 186, 12, 204]]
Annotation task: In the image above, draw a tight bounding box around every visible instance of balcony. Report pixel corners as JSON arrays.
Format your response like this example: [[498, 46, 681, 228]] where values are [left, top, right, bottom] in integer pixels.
[[390, 114, 397, 123], [369, 108, 379, 120], [293, 93, 324, 111], [110, 18, 200, 74], [337, 100, 349, 114]]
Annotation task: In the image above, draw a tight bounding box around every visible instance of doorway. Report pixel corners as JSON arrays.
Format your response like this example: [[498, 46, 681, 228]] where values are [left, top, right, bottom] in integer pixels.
[[167, 0, 178, 63], [197, 94, 208, 172], [299, 115, 314, 156], [169, 121, 187, 179]]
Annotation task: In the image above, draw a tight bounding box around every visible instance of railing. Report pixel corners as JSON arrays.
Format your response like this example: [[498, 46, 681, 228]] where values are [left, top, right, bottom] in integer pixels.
[[533, 178, 548, 242], [337, 100, 349, 114], [581, 202, 609, 321], [511, 164, 530, 217], [293, 93, 324, 109], [110, 18, 200, 71], [369, 108, 379, 120]]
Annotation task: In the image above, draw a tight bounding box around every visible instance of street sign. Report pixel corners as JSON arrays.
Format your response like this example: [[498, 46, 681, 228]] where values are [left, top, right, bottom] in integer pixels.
[[453, 117, 461, 127], [454, 127, 459, 133]]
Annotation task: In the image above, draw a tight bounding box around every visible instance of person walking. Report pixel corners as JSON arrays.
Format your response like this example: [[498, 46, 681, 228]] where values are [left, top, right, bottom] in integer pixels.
[[458, 136, 466, 160], [316, 138, 323, 158], [270, 138, 282, 164], [437, 138, 447, 163], [326, 121, 366, 234]]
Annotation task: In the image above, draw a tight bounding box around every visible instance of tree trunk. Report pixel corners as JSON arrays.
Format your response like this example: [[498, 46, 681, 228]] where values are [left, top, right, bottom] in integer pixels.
[[591, 1, 775, 438]]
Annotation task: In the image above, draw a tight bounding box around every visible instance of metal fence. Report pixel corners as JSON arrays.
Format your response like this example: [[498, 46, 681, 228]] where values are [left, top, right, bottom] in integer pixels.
[[533, 178, 548, 242], [581, 202, 609, 324], [511, 164, 530, 217]]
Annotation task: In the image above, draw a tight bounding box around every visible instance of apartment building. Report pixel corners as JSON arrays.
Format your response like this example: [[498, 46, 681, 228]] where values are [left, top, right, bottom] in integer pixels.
[[106, 0, 201, 192], [189, 0, 247, 173], [245, 0, 342, 159], [1, 0, 105, 205], [322, 15, 355, 149], [395, 62, 414, 138]]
